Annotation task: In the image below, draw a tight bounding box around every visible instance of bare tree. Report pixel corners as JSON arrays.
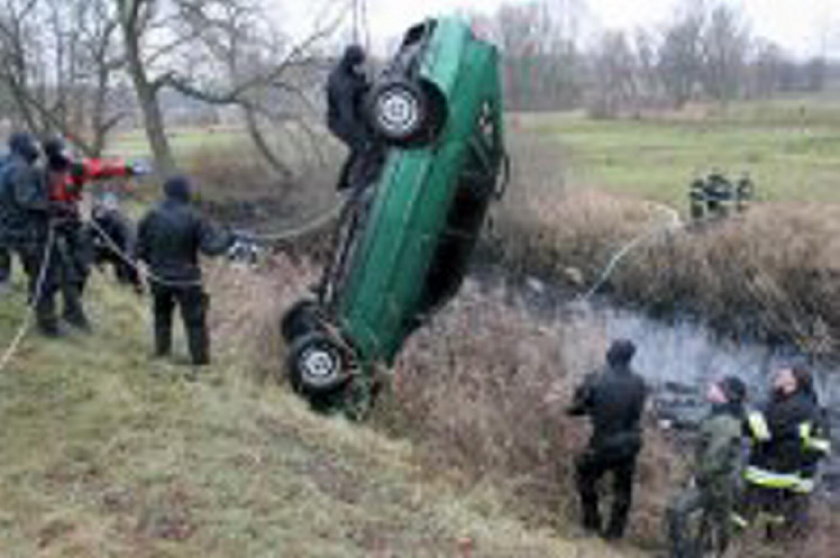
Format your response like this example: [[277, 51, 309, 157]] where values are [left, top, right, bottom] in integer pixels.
[[0, 0, 125, 154], [657, 4, 705, 108], [494, 1, 584, 111], [588, 31, 638, 118], [115, 0, 176, 173], [700, 4, 749, 103]]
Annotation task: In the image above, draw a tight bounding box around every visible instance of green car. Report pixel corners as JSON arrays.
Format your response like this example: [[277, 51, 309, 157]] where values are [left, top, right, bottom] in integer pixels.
[[281, 17, 507, 415]]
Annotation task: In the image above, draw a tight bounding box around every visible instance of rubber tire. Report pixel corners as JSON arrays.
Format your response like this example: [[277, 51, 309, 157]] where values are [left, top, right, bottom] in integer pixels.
[[281, 299, 320, 342], [287, 331, 348, 396], [368, 78, 429, 145]]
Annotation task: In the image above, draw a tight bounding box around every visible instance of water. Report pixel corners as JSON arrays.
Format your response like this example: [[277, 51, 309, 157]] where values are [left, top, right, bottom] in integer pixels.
[[502, 272, 840, 500]]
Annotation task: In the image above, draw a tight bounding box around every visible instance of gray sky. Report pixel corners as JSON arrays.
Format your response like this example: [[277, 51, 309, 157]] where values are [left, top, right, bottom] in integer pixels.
[[284, 0, 839, 58]]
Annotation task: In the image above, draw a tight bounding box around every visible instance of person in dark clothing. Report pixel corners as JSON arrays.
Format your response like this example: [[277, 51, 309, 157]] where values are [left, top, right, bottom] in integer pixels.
[[666, 376, 747, 558], [326, 44, 374, 191], [136, 176, 233, 366], [0, 246, 9, 289], [704, 172, 733, 219], [42, 137, 142, 328], [688, 177, 707, 222], [739, 366, 831, 540], [735, 173, 755, 213], [90, 195, 142, 293], [568, 339, 648, 540], [0, 132, 64, 335]]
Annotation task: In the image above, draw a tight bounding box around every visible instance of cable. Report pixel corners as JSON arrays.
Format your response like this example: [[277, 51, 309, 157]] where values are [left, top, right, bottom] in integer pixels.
[[577, 202, 684, 302], [234, 202, 343, 243], [0, 227, 56, 374]]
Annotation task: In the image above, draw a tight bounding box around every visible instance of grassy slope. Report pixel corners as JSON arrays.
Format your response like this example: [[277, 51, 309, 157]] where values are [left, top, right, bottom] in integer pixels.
[[512, 98, 840, 209], [0, 269, 636, 558]]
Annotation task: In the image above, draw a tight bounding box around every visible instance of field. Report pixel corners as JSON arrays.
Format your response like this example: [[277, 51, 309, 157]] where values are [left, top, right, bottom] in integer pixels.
[[515, 98, 840, 209]]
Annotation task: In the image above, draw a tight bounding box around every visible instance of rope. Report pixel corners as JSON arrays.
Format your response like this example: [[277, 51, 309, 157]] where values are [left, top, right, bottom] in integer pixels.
[[0, 227, 56, 374], [577, 202, 684, 302], [86, 218, 203, 288], [234, 202, 343, 243]]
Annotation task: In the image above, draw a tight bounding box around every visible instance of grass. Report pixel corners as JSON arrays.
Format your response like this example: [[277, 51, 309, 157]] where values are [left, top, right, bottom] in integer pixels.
[[0, 259, 637, 557], [513, 99, 840, 209]]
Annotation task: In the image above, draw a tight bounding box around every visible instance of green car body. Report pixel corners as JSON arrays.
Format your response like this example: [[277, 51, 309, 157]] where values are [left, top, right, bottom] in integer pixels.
[[339, 18, 505, 365], [283, 17, 506, 411]]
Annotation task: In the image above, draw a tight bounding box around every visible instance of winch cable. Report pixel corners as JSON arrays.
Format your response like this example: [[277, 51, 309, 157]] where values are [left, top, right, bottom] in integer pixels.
[[0, 226, 57, 374], [231, 201, 344, 243], [576, 202, 683, 302]]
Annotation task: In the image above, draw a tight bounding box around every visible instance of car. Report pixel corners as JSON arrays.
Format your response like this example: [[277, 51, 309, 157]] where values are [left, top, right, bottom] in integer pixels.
[[281, 16, 508, 417]]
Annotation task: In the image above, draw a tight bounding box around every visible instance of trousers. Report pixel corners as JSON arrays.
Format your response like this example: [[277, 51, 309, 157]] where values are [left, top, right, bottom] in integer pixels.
[[151, 283, 210, 365]]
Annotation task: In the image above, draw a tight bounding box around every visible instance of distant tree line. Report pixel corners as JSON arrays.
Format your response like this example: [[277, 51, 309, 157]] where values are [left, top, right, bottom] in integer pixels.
[[479, 0, 839, 116]]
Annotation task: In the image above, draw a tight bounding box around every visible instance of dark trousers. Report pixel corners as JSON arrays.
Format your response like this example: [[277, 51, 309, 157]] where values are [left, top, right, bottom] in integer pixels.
[[54, 227, 90, 327], [666, 484, 733, 558], [16, 239, 61, 334], [738, 483, 810, 541], [151, 283, 209, 365], [0, 245, 10, 283], [95, 249, 142, 292], [575, 448, 638, 538]]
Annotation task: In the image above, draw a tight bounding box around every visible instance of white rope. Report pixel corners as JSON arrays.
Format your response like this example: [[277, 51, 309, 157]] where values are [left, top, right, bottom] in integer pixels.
[[0, 227, 56, 374], [235, 202, 343, 243], [577, 202, 684, 302]]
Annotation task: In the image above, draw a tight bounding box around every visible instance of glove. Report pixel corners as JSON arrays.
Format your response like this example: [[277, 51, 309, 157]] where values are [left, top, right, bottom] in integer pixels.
[[227, 236, 261, 264], [129, 160, 152, 176]]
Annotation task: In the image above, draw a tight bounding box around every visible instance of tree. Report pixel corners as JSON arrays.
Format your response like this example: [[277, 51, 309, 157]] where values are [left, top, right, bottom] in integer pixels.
[[588, 31, 638, 118], [699, 4, 748, 103], [0, 0, 126, 155], [115, 0, 176, 174], [657, 5, 705, 108]]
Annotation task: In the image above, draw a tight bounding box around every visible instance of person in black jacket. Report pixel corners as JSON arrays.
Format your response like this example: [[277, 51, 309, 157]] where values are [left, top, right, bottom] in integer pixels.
[[740, 366, 831, 539], [326, 44, 372, 191], [0, 132, 63, 335], [568, 339, 648, 539], [136, 176, 233, 366], [90, 195, 142, 293]]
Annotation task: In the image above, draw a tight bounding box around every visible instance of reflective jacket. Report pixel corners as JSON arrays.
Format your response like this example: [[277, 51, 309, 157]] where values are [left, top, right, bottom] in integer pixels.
[[744, 391, 832, 493]]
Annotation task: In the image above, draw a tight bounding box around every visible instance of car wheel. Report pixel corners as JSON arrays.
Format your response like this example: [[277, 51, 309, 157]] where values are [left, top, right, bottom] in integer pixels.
[[287, 332, 348, 396], [368, 79, 429, 144], [280, 299, 320, 342]]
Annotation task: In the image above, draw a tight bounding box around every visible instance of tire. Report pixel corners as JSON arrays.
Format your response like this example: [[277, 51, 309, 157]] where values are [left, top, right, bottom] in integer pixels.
[[368, 78, 429, 144], [287, 332, 349, 396], [280, 299, 320, 342]]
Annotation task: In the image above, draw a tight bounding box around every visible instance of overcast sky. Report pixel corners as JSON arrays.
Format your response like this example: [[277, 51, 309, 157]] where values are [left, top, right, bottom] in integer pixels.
[[284, 0, 839, 58]]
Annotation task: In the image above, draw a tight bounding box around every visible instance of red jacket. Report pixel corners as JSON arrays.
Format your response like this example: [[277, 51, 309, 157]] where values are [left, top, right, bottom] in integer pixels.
[[48, 158, 133, 204]]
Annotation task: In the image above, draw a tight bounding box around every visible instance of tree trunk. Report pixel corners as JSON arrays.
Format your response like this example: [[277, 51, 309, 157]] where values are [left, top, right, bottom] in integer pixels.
[[118, 0, 175, 176]]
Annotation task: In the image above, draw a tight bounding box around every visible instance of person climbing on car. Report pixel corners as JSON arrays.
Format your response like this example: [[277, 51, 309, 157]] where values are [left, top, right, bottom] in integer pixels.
[[737, 366, 831, 541], [0, 132, 63, 335], [567, 339, 648, 540], [665, 375, 747, 558], [136, 175, 234, 369], [42, 136, 147, 329], [326, 44, 375, 192]]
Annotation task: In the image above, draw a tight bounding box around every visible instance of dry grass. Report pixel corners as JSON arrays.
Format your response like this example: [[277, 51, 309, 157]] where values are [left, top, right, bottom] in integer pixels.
[[492, 130, 840, 353]]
